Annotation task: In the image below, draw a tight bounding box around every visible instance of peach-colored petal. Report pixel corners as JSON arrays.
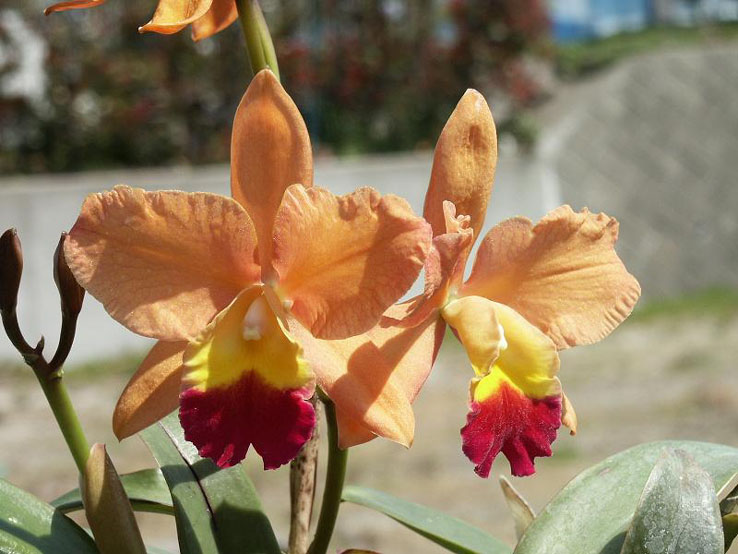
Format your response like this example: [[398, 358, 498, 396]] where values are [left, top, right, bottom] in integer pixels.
[[113, 340, 186, 440], [288, 314, 418, 449], [231, 70, 313, 272], [333, 300, 447, 448], [139, 0, 214, 35], [394, 202, 474, 330], [463, 206, 641, 349], [191, 0, 237, 41], [561, 392, 578, 435], [65, 185, 261, 342], [423, 89, 497, 240], [273, 185, 431, 340], [44, 0, 105, 15]]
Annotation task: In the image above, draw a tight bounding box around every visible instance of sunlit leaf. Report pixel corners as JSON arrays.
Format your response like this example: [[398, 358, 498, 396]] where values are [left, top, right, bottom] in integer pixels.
[[514, 441, 738, 554], [82, 443, 147, 554], [620, 448, 722, 554], [342, 485, 511, 554], [140, 412, 280, 554], [499, 476, 535, 540], [0, 478, 97, 554], [53, 468, 173, 515]]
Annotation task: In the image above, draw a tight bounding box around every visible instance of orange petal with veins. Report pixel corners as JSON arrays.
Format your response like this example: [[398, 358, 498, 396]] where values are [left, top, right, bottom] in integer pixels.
[[44, 0, 106, 15], [113, 340, 186, 440], [273, 185, 431, 340], [288, 307, 439, 449], [65, 185, 261, 342], [191, 0, 237, 41], [139, 0, 214, 35], [463, 206, 641, 349], [333, 300, 446, 448], [231, 70, 313, 272], [423, 89, 497, 240]]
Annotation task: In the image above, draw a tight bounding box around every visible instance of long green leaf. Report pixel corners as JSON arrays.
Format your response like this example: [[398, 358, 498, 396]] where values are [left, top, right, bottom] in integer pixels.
[[0, 478, 98, 554], [140, 412, 281, 554], [342, 485, 512, 554], [514, 441, 738, 554], [620, 448, 723, 554], [52, 469, 174, 515]]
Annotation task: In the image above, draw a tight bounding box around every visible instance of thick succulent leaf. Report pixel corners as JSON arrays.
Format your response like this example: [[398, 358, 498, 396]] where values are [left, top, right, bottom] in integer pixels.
[[723, 513, 738, 550], [52, 468, 174, 515], [342, 485, 511, 554], [0, 478, 98, 553], [620, 448, 722, 554], [499, 476, 535, 540], [140, 413, 281, 554], [514, 441, 738, 554]]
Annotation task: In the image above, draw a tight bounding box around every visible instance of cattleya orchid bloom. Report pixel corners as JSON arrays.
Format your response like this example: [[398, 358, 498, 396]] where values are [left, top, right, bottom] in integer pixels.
[[333, 89, 641, 478], [63, 70, 431, 469], [45, 0, 238, 41]]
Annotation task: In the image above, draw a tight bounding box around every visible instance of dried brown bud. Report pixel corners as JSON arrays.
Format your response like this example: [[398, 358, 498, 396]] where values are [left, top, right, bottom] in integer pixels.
[[54, 233, 84, 317], [0, 228, 23, 313]]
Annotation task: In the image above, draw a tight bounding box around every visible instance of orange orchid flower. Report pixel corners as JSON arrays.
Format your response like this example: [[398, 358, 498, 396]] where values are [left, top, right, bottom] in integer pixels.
[[331, 89, 641, 478], [64, 70, 431, 469], [45, 0, 238, 42]]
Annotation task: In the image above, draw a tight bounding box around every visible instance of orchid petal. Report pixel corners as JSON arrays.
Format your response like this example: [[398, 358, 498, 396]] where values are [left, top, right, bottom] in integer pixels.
[[191, 0, 237, 41], [139, 0, 214, 35], [463, 206, 641, 349], [423, 89, 497, 240], [287, 312, 422, 449], [460, 302, 561, 477], [64, 185, 260, 342], [180, 287, 315, 469], [113, 340, 186, 440], [44, 0, 105, 15], [561, 392, 578, 435], [231, 70, 313, 271], [331, 300, 447, 448], [273, 185, 431, 340]]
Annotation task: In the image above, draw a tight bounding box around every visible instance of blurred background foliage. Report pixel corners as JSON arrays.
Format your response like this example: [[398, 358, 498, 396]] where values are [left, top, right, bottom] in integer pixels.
[[0, 0, 551, 174]]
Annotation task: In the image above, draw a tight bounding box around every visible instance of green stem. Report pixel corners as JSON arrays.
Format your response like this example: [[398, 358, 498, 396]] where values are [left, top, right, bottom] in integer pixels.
[[308, 397, 348, 554], [254, 4, 280, 81], [235, 0, 269, 77], [36, 370, 90, 474]]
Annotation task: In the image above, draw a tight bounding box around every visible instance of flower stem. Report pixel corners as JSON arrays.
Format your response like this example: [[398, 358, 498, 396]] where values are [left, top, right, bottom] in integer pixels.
[[307, 396, 348, 554], [36, 368, 90, 474], [236, 0, 279, 79]]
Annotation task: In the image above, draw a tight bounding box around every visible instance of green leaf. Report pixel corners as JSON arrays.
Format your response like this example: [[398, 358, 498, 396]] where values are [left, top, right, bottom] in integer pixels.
[[620, 448, 723, 554], [514, 441, 738, 554], [140, 413, 281, 554], [342, 485, 512, 554], [52, 469, 174, 516], [498, 476, 535, 540], [82, 443, 147, 554], [0, 478, 98, 554]]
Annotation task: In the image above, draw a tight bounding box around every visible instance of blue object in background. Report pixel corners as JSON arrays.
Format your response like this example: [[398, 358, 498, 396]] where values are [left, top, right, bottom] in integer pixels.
[[549, 0, 651, 43]]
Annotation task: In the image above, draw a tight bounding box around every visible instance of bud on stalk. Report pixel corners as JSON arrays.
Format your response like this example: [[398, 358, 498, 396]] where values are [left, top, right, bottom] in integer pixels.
[[54, 232, 84, 318], [0, 228, 23, 313]]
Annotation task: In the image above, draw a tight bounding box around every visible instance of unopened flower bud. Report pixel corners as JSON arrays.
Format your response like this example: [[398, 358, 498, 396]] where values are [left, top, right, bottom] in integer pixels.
[[0, 228, 23, 313], [54, 233, 84, 317]]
